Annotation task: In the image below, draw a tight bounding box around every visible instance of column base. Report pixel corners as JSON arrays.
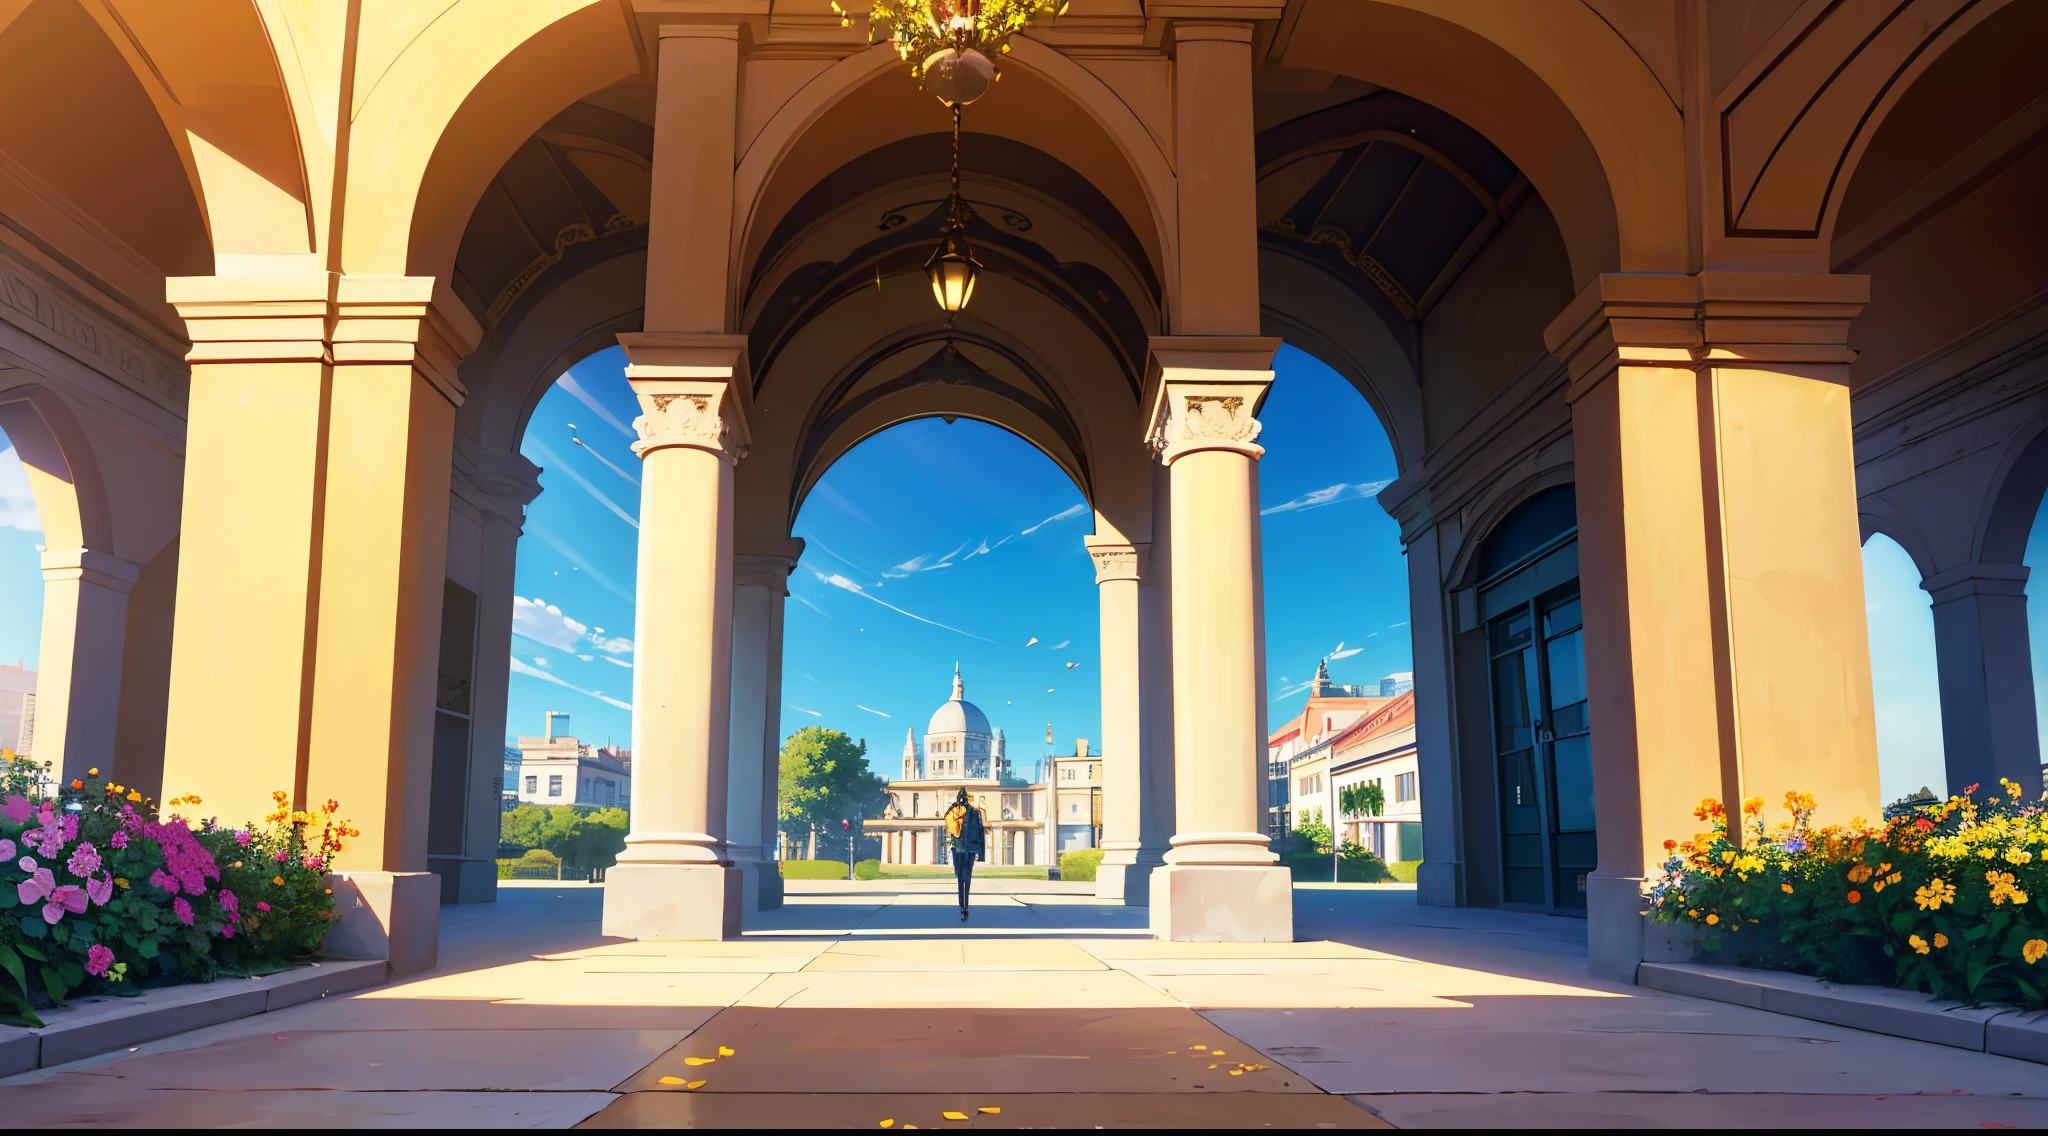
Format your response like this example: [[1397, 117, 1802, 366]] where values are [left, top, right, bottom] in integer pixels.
[[1095, 853, 1165, 905], [1148, 864, 1293, 942], [1415, 860, 1462, 907], [1586, 872, 1653, 983], [729, 857, 785, 915], [602, 863, 742, 940], [323, 871, 440, 975], [428, 855, 500, 904]]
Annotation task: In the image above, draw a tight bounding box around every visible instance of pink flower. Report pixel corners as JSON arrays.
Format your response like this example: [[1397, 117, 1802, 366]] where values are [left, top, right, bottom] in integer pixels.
[[234, 830, 253, 847], [109, 830, 129, 850], [43, 884, 86, 924], [218, 889, 239, 919], [149, 868, 180, 895], [220, 923, 235, 939], [301, 855, 324, 871], [0, 838, 13, 861], [66, 842, 101, 878], [86, 872, 113, 906], [172, 896, 194, 925], [274, 850, 290, 863], [17, 866, 53, 906], [256, 900, 271, 912], [84, 943, 114, 977], [16, 855, 34, 872], [1, 794, 29, 823]]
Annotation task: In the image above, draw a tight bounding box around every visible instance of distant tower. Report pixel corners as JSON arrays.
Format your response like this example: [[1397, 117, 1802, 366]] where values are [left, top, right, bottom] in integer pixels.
[[952, 662, 965, 700], [1311, 658, 1336, 698], [902, 726, 920, 780], [993, 728, 1007, 782]]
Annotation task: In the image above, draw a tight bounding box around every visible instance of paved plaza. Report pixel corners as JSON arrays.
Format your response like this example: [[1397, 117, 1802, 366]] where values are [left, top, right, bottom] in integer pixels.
[[2, 881, 2044, 1129]]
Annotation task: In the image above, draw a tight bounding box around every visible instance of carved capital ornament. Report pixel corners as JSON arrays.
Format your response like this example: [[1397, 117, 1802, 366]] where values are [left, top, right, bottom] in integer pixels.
[[628, 382, 749, 464], [1141, 336, 1281, 465]]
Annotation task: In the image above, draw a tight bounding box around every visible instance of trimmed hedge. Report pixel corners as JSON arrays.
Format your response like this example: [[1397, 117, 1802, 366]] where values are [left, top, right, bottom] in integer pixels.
[[853, 858, 882, 881], [1387, 860, 1422, 884], [1060, 848, 1104, 883], [780, 859, 850, 880], [497, 848, 561, 880]]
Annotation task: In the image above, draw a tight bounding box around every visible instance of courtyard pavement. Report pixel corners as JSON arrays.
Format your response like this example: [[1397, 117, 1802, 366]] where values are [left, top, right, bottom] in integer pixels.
[[2, 880, 2044, 1128]]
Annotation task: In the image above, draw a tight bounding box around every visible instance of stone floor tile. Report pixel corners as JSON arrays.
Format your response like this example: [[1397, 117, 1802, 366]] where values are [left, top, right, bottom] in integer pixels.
[[1207, 1001, 2048, 1096], [374, 961, 772, 1007], [27, 1027, 685, 1092], [802, 938, 1106, 972], [1348, 1091, 2048, 1129], [733, 966, 1178, 1009], [1080, 939, 1389, 961], [0, 1086, 620, 1128], [578, 1091, 1385, 1128], [1129, 960, 1626, 1009], [616, 1006, 1317, 1095]]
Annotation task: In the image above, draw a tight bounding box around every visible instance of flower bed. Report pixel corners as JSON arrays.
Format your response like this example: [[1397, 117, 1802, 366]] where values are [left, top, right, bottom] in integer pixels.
[[1, 751, 354, 1027], [1651, 782, 2048, 1009]]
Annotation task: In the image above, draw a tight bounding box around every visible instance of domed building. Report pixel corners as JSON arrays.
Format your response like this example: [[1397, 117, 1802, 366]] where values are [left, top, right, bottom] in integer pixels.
[[901, 664, 1007, 783]]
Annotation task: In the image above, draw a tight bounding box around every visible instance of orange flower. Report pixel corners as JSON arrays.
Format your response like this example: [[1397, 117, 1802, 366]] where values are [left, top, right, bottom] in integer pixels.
[[1780, 883, 1794, 894], [1742, 797, 1763, 816], [273, 876, 285, 886], [1932, 933, 1949, 949], [1846, 890, 1861, 904], [70, 779, 83, 790], [1705, 913, 1719, 925], [1663, 839, 1677, 851]]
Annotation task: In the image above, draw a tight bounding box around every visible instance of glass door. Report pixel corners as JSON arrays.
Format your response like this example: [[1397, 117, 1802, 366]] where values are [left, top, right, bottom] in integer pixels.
[[1483, 550, 1595, 911]]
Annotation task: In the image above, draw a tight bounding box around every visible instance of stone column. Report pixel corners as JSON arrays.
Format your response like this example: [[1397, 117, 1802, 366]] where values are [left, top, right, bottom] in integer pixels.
[[729, 538, 801, 915], [755, 540, 798, 909], [1087, 537, 1164, 903], [1924, 563, 2044, 799], [1548, 271, 1881, 981], [601, 335, 750, 940], [1144, 337, 1293, 942], [33, 547, 140, 783]]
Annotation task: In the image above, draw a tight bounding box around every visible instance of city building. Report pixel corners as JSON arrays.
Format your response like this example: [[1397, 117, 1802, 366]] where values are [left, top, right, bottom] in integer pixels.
[[1266, 660, 1393, 837], [0, 660, 33, 758], [1044, 737, 1103, 856], [501, 746, 522, 811], [867, 669, 1081, 868], [512, 711, 631, 810]]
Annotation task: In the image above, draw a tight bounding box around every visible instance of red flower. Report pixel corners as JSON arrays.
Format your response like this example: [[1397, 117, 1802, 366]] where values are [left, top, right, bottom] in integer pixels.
[[1845, 890, 1861, 904], [1914, 818, 1934, 832]]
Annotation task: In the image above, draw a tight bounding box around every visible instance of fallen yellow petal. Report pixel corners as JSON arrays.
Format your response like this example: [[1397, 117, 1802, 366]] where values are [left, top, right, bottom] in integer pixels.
[[1191, 1045, 1208, 1051], [1208, 1063, 1218, 1069], [978, 1107, 1001, 1115], [685, 1056, 716, 1066], [879, 1122, 894, 1129], [942, 1112, 969, 1121], [719, 1046, 735, 1057], [1229, 1068, 1243, 1076], [658, 1076, 686, 1085], [1212, 1051, 1225, 1057], [1165, 1050, 1177, 1055], [687, 1080, 707, 1090]]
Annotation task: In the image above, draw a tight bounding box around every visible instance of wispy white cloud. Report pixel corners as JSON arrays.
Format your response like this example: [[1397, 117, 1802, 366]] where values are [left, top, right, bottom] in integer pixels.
[[1327, 640, 1364, 660], [556, 372, 636, 439], [526, 439, 639, 530], [1269, 679, 1316, 703], [527, 524, 634, 603], [513, 596, 587, 650], [600, 656, 633, 669], [570, 432, 639, 487], [1021, 502, 1086, 535], [532, 656, 549, 667], [511, 655, 632, 711], [0, 447, 40, 533], [788, 703, 822, 717], [1388, 621, 1410, 629], [1261, 480, 1393, 516], [812, 570, 996, 642], [792, 591, 856, 628], [809, 540, 876, 580], [813, 481, 875, 527], [1049, 640, 1069, 650], [856, 704, 891, 718]]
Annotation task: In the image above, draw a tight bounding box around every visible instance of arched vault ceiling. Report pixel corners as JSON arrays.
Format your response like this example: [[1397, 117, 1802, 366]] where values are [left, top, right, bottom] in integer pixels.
[[1255, 91, 1528, 339], [744, 134, 1158, 401], [451, 101, 651, 330]]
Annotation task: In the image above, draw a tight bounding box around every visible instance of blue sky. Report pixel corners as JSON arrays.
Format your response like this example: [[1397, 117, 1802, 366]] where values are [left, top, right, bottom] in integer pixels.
[[0, 356, 2043, 797]]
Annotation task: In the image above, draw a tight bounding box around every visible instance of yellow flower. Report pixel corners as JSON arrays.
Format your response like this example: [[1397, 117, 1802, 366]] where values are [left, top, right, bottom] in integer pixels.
[[1705, 913, 1719, 925], [1933, 933, 1949, 949], [2024, 939, 2047, 965], [1847, 864, 1873, 883], [1987, 871, 2029, 907], [126, 791, 141, 802], [1742, 797, 1764, 816], [1913, 878, 1956, 911], [114, 877, 129, 890], [87, 767, 98, 777], [1909, 934, 1930, 955]]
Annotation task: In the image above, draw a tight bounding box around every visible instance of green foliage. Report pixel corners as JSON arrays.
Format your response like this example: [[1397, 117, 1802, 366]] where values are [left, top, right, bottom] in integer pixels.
[[1059, 848, 1103, 882], [1386, 860, 1422, 884], [1340, 782, 1385, 820], [1338, 840, 1389, 883], [777, 727, 888, 842], [780, 859, 851, 880], [1652, 786, 2048, 1008], [853, 859, 882, 881], [497, 805, 627, 871], [1293, 807, 1334, 856]]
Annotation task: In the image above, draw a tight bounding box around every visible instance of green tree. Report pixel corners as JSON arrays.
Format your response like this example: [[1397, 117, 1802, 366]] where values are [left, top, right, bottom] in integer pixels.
[[1295, 806, 1334, 855], [778, 727, 888, 848], [1340, 781, 1385, 821], [498, 804, 629, 870]]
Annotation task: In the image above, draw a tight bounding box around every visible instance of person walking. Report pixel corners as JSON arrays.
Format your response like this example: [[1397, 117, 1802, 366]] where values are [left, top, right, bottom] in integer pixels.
[[943, 788, 988, 921]]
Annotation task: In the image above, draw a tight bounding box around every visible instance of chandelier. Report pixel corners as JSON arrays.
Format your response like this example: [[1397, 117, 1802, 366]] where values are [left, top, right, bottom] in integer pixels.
[[836, 1, 1067, 312]]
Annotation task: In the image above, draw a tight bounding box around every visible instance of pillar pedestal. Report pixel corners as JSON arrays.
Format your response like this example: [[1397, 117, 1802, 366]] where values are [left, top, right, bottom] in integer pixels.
[[1149, 865, 1293, 942], [602, 863, 742, 940]]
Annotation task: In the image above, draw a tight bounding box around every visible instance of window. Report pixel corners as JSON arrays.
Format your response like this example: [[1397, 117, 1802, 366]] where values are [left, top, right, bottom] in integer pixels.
[[1061, 767, 1075, 781], [1395, 772, 1417, 803], [524, 775, 537, 794], [548, 775, 563, 798], [604, 781, 617, 807]]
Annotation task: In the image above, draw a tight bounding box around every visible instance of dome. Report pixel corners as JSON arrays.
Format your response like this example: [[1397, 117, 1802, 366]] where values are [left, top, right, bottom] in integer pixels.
[[927, 664, 991, 737]]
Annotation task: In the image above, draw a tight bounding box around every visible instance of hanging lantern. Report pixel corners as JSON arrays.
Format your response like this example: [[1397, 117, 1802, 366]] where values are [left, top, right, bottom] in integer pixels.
[[924, 231, 981, 312]]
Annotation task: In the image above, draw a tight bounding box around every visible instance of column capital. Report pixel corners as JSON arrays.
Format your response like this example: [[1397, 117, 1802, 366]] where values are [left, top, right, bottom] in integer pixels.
[[1082, 536, 1147, 584], [1922, 561, 2030, 603], [733, 549, 801, 593], [622, 333, 752, 463], [1547, 271, 1869, 403], [40, 547, 141, 594], [1142, 335, 1282, 464]]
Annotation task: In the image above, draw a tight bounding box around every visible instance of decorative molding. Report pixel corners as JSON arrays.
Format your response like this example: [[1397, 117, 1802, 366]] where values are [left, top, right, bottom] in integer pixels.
[[733, 552, 798, 593], [0, 241, 187, 413], [631, 382, 749, 463], [1083, 538, 1146, 585], [1141, 335, 1281, 465]]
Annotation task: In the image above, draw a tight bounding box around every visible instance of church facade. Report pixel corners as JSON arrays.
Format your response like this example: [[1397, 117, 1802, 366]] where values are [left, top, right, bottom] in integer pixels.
[[867, 667, 1052, 868]]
